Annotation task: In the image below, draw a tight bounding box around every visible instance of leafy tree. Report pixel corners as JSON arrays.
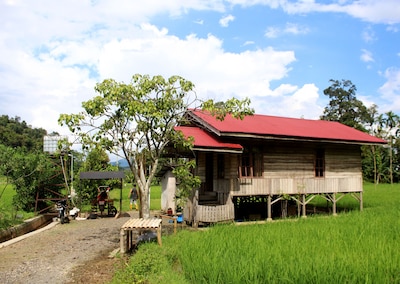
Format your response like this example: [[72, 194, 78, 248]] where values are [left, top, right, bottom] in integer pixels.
[[59, 74, 253, 218], [77, 146, 119, 205], [384, 111, 399, 179], [320, 79, 372, 131], [382, 111, 400, 184], [319, 79, 396, 184], [0, 144, 63, 211], [393, 134, 400, 183], [362, 105, 380, 184]]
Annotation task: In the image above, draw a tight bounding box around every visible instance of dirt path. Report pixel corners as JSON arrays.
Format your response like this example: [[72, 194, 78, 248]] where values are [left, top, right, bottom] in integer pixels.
[[0, 212, 137, 284]]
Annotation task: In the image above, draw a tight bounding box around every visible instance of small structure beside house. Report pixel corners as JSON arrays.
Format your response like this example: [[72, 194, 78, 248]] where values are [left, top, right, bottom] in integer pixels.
[[160, 109, 386, 226]]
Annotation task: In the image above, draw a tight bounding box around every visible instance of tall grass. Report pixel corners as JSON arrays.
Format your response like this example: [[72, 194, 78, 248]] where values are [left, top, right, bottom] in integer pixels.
[[112, 183, 400, 283]]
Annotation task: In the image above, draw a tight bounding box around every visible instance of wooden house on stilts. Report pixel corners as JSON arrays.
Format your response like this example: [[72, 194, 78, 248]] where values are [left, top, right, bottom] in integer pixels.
[[160, 109, 386, 226]]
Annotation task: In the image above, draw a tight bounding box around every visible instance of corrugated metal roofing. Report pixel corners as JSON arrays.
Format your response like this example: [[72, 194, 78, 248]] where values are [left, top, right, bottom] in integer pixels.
[[80, 171, 125, 180], [188, 109, 386, 145], [175, 126, 243, 150]]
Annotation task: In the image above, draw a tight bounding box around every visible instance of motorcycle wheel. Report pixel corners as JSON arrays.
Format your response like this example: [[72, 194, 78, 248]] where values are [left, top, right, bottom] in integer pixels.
[[60, 215, 65, 224], [110, 206, 118, 217]]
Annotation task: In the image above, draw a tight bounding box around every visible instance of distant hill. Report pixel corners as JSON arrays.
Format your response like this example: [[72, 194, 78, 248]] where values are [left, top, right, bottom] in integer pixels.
[[0, 114, 47, 151], [110, 159, 129, 169]]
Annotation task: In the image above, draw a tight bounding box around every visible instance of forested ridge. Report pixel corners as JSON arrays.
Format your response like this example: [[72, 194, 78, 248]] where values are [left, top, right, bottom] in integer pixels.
[[0, 115, 47, 151]]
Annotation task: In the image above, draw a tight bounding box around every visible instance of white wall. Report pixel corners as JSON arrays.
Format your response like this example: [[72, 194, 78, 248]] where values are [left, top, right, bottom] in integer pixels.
[[160, 170, 177, 214]]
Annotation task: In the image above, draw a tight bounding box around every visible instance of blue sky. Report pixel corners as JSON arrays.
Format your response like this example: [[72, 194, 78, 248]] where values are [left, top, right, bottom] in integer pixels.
[[0, 0, 399, 134]]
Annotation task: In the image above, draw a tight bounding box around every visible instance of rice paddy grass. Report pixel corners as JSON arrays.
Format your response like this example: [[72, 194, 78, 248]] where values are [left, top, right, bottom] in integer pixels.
[[112, 183, 400, 284]]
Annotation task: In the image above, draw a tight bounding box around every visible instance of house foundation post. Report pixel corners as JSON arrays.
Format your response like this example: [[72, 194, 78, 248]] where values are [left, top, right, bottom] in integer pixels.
[[301, 194, 307, 218], [332, 193, 337, 216], [359, 191, 363, 211], [267, 195, 272, 222]]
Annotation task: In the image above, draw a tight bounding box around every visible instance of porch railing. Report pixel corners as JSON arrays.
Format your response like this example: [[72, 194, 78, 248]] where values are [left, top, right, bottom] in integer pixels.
[[215, 176, 363, 196]]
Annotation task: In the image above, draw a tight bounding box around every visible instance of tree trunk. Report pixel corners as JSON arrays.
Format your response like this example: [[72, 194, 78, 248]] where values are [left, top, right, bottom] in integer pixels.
[[131, 154, 159, 219], [140, 186, 150, 219], [371, 145, 377, 189]]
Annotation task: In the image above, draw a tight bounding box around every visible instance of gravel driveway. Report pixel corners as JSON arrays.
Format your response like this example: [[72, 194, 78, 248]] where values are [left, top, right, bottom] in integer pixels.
[[0, 212, 135, 284]]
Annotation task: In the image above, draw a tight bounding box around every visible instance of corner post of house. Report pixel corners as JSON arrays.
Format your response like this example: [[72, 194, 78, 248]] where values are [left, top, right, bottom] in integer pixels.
[[267, 195, 272, 222], [301, 194, 307, 218], [359, 191, 363, 211]]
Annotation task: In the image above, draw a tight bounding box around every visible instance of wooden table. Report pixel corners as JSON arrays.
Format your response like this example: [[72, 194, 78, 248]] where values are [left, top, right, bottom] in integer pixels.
[[120, 218, 162, 253]]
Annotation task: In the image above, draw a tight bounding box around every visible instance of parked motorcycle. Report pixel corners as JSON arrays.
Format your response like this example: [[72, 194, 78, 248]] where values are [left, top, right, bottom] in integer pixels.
[[56, 199, 69, 224]]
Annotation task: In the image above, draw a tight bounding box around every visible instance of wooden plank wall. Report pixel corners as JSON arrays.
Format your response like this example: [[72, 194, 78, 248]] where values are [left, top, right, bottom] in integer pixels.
[[263, 144, 315, 179], [196, 153, 206, 183], [325, 146, 362, 177]]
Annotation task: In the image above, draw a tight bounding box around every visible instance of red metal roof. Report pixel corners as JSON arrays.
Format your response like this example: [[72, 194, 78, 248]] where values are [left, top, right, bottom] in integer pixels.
[[175, 126, 243, 150], [188, 109, 386, 145]]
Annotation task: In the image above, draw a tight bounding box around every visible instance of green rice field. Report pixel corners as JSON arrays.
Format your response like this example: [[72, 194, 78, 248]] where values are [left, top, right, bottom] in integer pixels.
[[108, 183, 161, 212], [112, 183, 400, 284], [0, 177, 35, 228]]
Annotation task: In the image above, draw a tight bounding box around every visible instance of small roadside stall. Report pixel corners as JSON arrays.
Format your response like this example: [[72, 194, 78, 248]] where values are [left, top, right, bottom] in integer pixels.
[[79, 171, 125, 217]]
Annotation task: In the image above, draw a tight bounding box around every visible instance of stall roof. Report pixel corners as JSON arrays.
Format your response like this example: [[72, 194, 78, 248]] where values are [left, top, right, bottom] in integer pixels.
[[80, 171, 125, 180]]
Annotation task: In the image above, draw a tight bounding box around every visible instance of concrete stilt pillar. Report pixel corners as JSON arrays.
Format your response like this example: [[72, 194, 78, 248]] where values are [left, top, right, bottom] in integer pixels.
[[301, 194, 307, 218], [332, 193, 337, 216]]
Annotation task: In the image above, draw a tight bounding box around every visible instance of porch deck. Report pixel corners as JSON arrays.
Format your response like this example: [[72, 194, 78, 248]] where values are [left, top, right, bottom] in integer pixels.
[[184, 177, 364, 225]]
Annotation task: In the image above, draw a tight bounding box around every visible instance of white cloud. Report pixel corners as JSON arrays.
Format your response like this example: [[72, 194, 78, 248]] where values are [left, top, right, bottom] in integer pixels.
[[358, 94, 377, 109], [360, 49, 374, 63], [251, 83, 321, 119], [379, 67, 400, 111], [0, 0, 298, 133], [227, 0, 400, 25], [284, 22, 310, 35], [265, 27, 280, 38], [265, 22, 309, 38], [386, 25, 399, 33], [281, 83, 321, 117], [8, 0, 392, 134], [269, 84, 299, 97], [343, 0, 400, 25], [96, 25, 296, 101], [362, 26, 376, 43], [219, 14, 235, 27], [243, 40, 255, 46]]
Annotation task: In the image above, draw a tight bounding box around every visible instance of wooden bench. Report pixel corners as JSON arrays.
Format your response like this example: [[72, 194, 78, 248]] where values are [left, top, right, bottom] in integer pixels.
[[120, 218, 162, 253]]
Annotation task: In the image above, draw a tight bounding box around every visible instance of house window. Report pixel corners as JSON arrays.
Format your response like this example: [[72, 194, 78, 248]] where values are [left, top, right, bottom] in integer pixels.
[[315, 149, 325, 177], [239, 150, 263, 178], [217, 154, 225, 178]]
